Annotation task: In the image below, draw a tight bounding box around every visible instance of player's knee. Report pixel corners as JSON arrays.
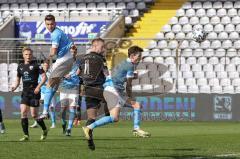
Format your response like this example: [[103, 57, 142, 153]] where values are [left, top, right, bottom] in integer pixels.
[[112, 116, 119, 122]]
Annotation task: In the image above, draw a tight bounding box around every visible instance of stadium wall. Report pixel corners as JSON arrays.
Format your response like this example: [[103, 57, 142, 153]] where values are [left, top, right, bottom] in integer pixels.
[[0, 16, 15, 38], [0, 92, 237, 121]]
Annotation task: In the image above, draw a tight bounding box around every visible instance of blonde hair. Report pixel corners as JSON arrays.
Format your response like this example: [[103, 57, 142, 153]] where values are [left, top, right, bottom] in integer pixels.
[[22, 47, 33, 54]]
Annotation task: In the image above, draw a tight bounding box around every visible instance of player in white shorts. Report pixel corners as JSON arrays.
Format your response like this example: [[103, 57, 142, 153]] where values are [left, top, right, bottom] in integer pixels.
[[59, 61, 80, 136]]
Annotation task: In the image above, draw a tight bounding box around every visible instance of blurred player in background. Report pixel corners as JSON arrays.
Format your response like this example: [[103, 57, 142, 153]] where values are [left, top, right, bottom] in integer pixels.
[[59, 60, 80, 136], [0, 108, 5, 134], [82, 46, 150, 148], [40, 14, 77, 119], [11, 47, 48, 141], [30, 60, 56, 128]]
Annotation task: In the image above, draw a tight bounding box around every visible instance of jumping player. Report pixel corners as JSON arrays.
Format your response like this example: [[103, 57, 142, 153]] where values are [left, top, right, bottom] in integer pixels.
[[40, 14, 77, 119]]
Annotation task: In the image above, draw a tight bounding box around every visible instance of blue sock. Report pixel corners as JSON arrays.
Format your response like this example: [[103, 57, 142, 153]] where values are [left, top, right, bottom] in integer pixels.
[[133, 108, 141, 130], [88, 116, 114, 129], [49, 108, 56, 125], [61, 109, 67, 125], [43, 87, 55, 113], [67, 108, 75, 130]]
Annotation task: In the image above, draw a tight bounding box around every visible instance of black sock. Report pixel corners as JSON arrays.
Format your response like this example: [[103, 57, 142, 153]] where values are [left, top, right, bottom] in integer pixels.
[[86, 118, 95, 126], [36, 118, 47, 131], [0, 109, 3, 123], [76, 107, 81, 120], [21, 118, 29, 136]]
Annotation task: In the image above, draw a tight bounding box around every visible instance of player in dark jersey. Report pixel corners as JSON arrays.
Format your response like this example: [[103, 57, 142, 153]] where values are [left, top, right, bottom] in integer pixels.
[[79, 38, 109, 150], [11, 47, 48, 141]]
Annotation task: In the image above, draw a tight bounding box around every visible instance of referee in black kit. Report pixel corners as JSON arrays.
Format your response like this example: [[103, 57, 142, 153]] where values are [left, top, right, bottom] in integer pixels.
[[11, 47, 48, 141]]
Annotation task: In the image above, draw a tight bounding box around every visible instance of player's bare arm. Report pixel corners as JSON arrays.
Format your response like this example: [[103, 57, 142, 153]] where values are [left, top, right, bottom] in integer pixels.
[[34, 73, 47, 94], [11, 76, 21, 92]]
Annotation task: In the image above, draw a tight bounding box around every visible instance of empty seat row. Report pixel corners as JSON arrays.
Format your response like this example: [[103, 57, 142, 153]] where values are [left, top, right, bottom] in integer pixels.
[[162, 23, 240, 33], [183, 1, 240, 9], [0, 0, 153, 4], [170, 16, 240, 25], [177, 8, 240, 17], [0, 2, 147, 10]]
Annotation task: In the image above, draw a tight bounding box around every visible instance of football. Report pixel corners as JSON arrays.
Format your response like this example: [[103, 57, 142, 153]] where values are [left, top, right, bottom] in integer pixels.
[[192, 28, 207, 43]]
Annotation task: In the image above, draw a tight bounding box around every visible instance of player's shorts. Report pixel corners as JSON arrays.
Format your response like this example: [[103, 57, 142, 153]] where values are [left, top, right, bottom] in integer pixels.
[[103, 86, 129, 108], [40, 92, 56, 107], [83, 85, 104, 109], [60, 89, 79, 107], [49, 52, 74, 79], [21, 89, 41, 107]]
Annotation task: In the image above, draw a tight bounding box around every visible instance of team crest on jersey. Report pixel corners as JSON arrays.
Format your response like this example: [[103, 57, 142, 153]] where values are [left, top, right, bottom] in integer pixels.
[[29, 66, 33, 70]]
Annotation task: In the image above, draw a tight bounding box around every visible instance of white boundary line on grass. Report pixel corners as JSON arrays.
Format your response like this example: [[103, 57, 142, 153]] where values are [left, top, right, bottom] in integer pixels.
[[216, 153, 240, 157]]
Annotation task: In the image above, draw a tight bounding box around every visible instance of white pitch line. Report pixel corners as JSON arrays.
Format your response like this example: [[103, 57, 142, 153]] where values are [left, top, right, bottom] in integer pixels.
[[216, 153, 240, 157]]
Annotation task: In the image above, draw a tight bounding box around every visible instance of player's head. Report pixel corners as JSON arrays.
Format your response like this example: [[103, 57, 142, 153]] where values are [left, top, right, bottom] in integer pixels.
[[22, 47, 33, 63], [45, 14, 56, 33], [128, 46, 143, 64], [90, 38, 105, 54], [42, 60, 50, 72]]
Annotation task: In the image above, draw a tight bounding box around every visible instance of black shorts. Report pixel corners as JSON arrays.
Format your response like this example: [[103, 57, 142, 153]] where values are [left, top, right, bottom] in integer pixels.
[[84, 85, 104, 109], [21, 89, 41, 107]]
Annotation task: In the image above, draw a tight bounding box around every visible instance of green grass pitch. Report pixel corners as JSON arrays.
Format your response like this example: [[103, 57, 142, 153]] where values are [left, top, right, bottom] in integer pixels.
[[1, 120, 240, 159]]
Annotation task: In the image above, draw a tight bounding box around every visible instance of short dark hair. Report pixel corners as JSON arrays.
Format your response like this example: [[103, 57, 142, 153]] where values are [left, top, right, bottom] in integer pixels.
[[43, 59, 50, 64], [128, 46, 143, 57], [91, 38, 105, 44], [22, 47, 33, 54], [45, 14, 55, 21]]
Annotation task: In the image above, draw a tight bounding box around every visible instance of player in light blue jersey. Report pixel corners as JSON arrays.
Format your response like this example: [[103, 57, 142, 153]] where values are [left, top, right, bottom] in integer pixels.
[[40, 15, 77, 119], [82, 46, 150, 149], [59, 60, 80, 136], [30, 60, 56, 128]]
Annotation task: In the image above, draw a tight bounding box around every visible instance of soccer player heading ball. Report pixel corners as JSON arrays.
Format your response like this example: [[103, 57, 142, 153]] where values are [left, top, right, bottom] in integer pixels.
[[192, 28, 207, 43]]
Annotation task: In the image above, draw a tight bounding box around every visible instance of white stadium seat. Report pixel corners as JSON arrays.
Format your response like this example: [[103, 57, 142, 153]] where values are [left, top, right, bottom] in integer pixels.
[[189, 16, 199, 25], [229, 72, 239, 79], [192, 1, 202, 9], [213, 1, 222, 9], [182, 1, 191, 9], [196, 8, 205, 17], [210, 16, 220, 25], [221, 16, 231, 25], [206, 71, 216, 79], [224, 1, 233, 9], [186, 8, 195, 17], [203, 1, 212, 9], [200, 85, 211, 93], [207, 8, 216, 17]]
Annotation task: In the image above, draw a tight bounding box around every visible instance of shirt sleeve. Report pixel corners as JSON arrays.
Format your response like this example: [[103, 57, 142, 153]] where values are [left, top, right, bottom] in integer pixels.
[[51, 30, 61, 48]]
